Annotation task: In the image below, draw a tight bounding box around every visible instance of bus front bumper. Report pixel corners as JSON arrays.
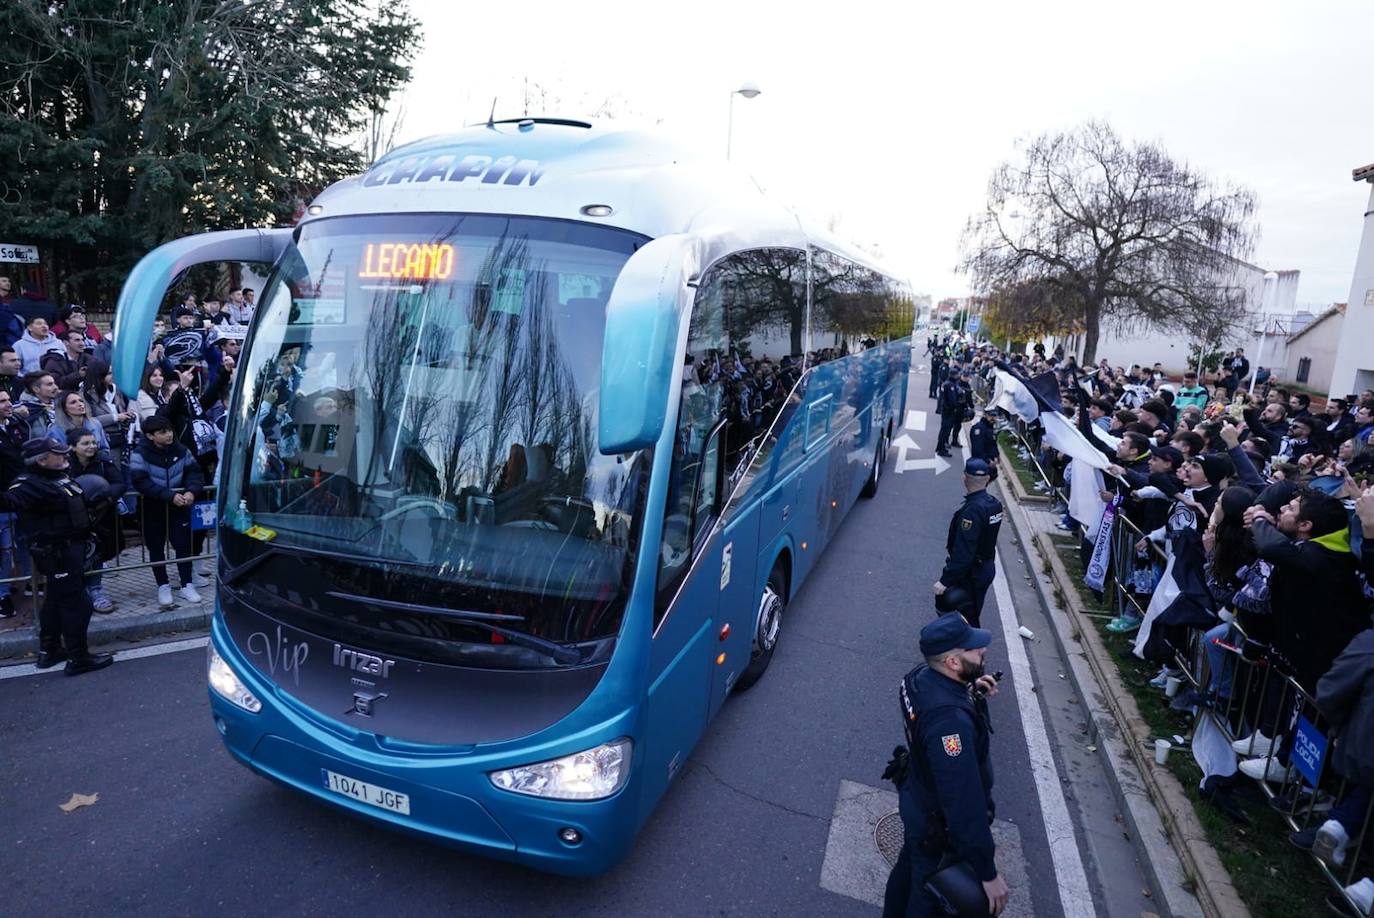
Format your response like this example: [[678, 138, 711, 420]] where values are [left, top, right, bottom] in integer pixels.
[[207, 627, 639, 876]]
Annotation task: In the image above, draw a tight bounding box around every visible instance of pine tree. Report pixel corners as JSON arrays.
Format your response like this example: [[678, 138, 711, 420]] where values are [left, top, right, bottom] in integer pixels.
[[0, 0, 421, 306]]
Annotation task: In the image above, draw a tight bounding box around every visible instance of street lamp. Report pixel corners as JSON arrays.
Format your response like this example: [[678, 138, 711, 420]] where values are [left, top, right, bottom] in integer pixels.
[[1249, 271, 1281, 396], [726, 82, 761, 161]]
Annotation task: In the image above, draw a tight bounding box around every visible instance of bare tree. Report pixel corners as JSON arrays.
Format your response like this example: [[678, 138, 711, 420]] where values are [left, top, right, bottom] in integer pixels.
[[959, 121, 1259, 364]]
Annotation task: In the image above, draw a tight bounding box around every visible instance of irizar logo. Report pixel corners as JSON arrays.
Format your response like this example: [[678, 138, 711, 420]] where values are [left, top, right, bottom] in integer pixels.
[[333, 644, 396, 678]]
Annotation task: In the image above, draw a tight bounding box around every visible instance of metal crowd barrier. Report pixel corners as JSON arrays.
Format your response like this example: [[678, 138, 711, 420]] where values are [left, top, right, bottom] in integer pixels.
[[994, 408, 1373, 912], [0, 486, 218, 634]]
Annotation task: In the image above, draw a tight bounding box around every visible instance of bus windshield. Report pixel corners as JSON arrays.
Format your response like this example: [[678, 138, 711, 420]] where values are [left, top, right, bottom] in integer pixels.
[[220, 214, 651, 651]]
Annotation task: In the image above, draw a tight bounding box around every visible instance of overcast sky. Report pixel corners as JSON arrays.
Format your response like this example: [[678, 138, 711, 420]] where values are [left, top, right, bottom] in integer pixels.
[[393, 0, 1373, 306]]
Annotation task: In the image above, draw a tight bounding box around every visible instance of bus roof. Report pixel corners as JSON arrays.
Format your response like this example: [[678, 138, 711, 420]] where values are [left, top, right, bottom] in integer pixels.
[[303, 118, 905, 284]]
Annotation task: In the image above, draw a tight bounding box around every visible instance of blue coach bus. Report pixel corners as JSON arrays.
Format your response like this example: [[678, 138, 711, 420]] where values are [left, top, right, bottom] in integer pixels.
[[112, 118, 913, 875]]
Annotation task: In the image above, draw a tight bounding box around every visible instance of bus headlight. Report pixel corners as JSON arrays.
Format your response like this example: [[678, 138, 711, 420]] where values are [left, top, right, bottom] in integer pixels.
[[208, 645, 262, 713], [489, 738, 632, 800]]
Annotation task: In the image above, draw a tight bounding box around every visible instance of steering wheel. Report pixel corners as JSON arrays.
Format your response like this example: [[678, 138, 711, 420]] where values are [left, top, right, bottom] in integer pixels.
[[379, 496, 458, 522]]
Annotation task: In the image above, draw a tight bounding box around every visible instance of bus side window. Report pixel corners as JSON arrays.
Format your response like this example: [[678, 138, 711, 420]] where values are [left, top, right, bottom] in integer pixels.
[[692, 428, 723, 546]]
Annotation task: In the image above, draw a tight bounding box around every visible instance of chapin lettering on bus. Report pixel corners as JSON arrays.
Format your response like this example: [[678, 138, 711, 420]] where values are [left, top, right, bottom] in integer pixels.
[[362, 154, 546, 188]]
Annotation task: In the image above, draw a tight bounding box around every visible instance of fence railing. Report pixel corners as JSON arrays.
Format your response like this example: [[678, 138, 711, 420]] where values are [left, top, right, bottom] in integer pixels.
[[997, 410, 1373, 913], [0, 487, 217, 634]]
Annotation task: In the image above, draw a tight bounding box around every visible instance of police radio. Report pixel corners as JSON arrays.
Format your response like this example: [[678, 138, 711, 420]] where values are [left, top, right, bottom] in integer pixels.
[[972, 670, 1003, 698]]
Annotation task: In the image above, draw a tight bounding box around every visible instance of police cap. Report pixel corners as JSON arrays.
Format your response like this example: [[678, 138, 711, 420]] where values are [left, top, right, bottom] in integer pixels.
[[920, 613, 992, 657], [22, 436, 71, 461], [963, 458, 992, 478]]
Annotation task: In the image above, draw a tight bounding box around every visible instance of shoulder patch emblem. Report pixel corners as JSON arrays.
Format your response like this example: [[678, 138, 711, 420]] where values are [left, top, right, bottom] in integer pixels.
[[960, 518, 972, 530], [941, 734, 963, 757]]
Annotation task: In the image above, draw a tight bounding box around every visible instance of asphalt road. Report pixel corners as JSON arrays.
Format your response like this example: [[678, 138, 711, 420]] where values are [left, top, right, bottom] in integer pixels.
[[1, 361, 1155, 917]]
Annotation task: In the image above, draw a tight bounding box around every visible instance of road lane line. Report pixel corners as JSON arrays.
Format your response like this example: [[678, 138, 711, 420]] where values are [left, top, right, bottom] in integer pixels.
[[992, 554, 1094, 917], [0, 635, 208, 680]]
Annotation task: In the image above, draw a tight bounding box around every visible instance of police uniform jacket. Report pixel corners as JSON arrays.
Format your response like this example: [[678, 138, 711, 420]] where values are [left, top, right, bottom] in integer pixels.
[[941, 489, 1002, 586], [0, 465, 90, 543], [899, 665, 997, 881], [937, 378, 963, 416], [967, 418, 997, 463]]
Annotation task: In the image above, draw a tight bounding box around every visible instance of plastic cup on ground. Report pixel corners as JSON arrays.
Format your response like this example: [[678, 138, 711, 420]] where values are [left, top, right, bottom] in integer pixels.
[[1154, 739, 1172, 764], [1164, 675, 1181, 698], [1018, 625, 1035, 639]]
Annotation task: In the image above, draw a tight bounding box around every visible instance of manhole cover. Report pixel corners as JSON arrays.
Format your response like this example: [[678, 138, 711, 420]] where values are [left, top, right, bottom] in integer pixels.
[[874, 810, 903, 866]]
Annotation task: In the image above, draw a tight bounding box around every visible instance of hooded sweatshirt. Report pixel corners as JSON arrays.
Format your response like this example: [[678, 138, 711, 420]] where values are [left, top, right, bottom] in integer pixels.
[[13, 330, 65, 374]]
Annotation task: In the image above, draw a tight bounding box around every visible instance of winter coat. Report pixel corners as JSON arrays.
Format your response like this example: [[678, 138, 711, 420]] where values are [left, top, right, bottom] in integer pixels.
[[1252, 520, 1370, 690], [0, 415, 31, 490], [13, 330, 64, 374], [129, 439, 205, 503], [16, 394, 54, 438], [83, 384, 133, 453], [1317, 629, 1374, 786], [40, 349, 87, 390], [0, 307, 24, 350]]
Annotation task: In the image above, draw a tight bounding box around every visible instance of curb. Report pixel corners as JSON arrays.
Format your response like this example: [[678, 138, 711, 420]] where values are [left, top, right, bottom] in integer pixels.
[[0, 605, 211, 660], [997, 480, 1226, 918]]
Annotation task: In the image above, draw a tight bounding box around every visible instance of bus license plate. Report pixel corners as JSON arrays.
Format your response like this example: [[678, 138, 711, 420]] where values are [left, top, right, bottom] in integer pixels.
[[321, 769, 411, 816]]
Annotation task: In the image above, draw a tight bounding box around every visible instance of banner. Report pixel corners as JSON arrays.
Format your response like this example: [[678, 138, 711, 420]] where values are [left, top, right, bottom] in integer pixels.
[[1084, 496, 1121, 592]]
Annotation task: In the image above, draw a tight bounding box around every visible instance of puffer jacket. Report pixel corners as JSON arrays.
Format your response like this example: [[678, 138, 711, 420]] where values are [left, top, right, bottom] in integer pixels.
[[1252, 520, 1370, 690], [129, 439, 205, 503], [1317, 629, 1374, 786]]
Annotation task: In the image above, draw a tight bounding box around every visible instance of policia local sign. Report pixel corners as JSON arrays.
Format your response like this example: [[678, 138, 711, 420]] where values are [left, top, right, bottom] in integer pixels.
[[0, 244, 40, 264]]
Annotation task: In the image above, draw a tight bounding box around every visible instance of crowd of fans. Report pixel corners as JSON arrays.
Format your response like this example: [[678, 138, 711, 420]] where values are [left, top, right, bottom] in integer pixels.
[[926, 331, 1374, 914], [0, 277, 255, 619]]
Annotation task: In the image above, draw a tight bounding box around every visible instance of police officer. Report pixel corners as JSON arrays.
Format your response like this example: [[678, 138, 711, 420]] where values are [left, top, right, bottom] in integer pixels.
[[883, 614, 1009, 918], [966, 407, 998, 480], [934, 459, 1003, 627], [0, 436, 113, 675], [928, 348, 946, 399], [934, 365, 964, 457]]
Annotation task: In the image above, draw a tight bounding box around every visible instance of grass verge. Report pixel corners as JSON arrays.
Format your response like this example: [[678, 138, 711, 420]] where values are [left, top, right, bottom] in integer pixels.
[[1048, 533, 1337, 918], [996, 430, 1046, 498]]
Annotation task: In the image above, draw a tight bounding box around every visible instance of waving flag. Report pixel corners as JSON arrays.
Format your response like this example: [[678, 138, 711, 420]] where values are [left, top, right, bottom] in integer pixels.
[[1133, 507, 1216, 662]]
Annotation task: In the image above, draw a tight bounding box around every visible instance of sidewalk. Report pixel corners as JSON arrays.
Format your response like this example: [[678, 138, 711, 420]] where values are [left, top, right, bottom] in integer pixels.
[[0, 550, 213, 660]]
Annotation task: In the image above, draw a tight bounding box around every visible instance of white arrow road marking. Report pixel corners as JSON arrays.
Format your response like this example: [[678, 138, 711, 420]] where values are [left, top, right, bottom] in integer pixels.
[[897, 454, 950, 475], [904, 409, 927, 432], [891, 433, 920, 454]]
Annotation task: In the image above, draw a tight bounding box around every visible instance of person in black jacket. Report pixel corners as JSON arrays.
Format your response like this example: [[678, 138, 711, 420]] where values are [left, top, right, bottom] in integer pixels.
[[883, 614, 1008, 918], [966, 408, 999, 480], [1244, 491, 1367, 692], [0, 389, 31, 619], [935, 459, 1003, 627], [934, 368, 964, 456], [0, 436, 113, 675], [129, 415, 206, 610]]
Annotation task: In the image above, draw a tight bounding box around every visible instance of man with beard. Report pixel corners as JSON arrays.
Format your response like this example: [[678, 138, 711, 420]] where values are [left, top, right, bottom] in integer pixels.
[[883, 614, 1009, 918]]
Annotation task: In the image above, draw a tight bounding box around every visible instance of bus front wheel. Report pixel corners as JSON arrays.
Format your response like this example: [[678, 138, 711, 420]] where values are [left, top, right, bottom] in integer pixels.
[[737, 564, 786, 690]]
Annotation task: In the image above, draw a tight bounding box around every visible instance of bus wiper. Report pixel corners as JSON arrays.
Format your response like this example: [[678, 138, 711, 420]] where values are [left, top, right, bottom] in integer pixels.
[[325, 591, 583, 665], [221, 543, 428, 587]]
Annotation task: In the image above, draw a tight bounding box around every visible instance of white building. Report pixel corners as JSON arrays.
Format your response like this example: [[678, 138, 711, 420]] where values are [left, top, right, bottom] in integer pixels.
[[1268, 303, 1345, 390], [1327, 162, 1374, 397], [1047, 261, 1302, 374]]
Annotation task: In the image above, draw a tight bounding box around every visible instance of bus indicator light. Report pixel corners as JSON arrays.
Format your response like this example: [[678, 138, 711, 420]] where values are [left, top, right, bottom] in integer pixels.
[[358, 242, 456, 280], [716, 653, 726, 666]]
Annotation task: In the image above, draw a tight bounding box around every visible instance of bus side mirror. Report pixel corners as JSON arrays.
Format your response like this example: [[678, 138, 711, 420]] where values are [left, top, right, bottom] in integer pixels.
[[598, 234, 700, 455], [111, 228, 292, 394]]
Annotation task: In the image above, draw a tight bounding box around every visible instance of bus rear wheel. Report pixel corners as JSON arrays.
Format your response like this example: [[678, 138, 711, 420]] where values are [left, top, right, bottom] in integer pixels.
[[860, 431, 888, 498], [736, 564, 786, 691]]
